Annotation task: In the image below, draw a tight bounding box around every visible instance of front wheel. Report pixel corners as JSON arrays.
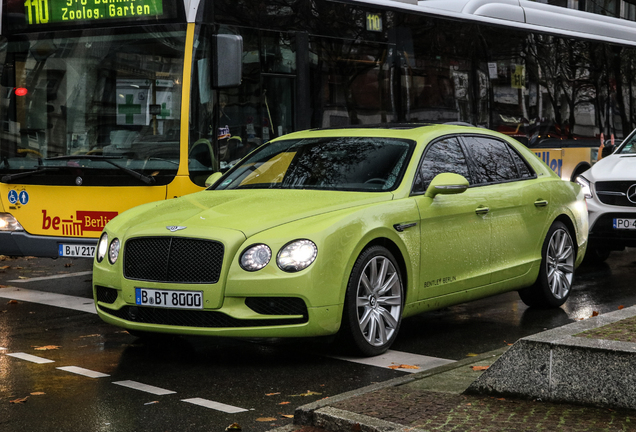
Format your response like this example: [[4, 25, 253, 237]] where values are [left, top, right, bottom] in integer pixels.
[[519, 221, 575, 308], [340, 246, 404, 356]]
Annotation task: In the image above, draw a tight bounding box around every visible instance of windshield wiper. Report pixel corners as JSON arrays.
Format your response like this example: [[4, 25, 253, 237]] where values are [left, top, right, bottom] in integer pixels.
[[1, 166, 60, 183], [45, 155, 157, 185]]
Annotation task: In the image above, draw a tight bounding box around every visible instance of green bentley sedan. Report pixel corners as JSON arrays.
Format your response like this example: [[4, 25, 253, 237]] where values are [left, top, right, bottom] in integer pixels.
[[93, 124, 588, 356]]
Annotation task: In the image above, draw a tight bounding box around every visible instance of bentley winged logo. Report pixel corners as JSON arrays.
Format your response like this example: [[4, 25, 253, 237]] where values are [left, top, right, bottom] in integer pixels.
[[166, 226, 187, 232]]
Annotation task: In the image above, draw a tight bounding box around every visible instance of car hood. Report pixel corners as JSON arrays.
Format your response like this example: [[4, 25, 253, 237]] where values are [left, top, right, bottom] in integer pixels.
[[115, 189, 394, 238], [589, 154, 636, 181]]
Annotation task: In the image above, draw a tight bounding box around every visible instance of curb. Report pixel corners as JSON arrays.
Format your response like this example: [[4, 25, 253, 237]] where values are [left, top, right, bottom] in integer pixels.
[[468, 305, 636, 410], [283, 348, 505, 431], [272, 306, 636, 432]]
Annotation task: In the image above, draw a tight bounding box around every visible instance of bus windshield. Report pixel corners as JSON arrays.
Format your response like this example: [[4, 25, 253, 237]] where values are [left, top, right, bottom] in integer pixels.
[[616, 133, 636, 155], [0, 26, 185, 186]]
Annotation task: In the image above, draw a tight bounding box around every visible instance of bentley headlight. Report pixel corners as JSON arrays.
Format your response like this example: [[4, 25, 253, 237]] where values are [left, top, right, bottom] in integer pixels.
[[0, 213, 24, 231], [96, 232, 108, 263], [277, 239, 318, 272], [108, 238, 120, 264], [240, 244, 272, 271], [576, 175, 593, 199]]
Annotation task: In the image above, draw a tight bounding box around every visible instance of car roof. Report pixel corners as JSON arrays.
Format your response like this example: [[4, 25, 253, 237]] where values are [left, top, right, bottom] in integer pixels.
[[277, 122, 497, 142], [314, 122, 474, 131]]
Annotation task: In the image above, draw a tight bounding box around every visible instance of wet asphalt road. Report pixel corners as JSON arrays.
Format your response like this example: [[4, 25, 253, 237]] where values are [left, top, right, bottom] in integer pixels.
[[0, 250, 634, 432]]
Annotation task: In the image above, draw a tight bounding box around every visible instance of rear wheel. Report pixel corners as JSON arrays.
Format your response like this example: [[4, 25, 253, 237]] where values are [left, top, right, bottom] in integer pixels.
[[519, 221, 575, 308], [340, 246, 404, 357]]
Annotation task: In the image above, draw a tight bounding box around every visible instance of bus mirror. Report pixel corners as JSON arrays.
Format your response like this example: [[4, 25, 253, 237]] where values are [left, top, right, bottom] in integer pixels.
[[213, 34, 243, 88]]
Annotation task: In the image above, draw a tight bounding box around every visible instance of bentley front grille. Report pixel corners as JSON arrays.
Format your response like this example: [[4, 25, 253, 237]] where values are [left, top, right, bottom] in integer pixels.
[[124, 237, 224, 283]]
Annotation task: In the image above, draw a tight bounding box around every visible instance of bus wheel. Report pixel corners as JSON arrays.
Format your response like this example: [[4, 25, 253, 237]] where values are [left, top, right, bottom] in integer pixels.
[[519, 221, 575, 308], [570, 166, 590, 182], [340, 246, 404, 357]]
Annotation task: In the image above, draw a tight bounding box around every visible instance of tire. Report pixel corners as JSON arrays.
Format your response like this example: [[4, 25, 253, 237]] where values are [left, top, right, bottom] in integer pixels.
[[519, 221, 575, 308], [340, 245, 404, 356]]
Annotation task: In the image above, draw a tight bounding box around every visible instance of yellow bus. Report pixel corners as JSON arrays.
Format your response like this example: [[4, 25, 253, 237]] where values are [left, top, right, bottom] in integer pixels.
[[529, 139, 600, 182], [2, 0, 636, 257], [0, 0, 244, 257]]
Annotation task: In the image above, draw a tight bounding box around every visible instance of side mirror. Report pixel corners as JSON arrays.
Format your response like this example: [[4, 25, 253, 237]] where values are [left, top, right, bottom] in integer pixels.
[[204, 172, 223, 188], [602, 144, 615, 158], [424, 173, 469, 199], [213, 34, 243, 88]]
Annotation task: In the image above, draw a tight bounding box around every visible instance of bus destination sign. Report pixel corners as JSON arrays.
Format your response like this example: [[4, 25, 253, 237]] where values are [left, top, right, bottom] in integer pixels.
[[24, 0, 164, 25]]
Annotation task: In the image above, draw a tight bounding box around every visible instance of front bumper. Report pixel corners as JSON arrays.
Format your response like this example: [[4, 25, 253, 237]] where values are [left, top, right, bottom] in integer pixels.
[[587, 198, 636, 250], [94, 290, 342, 338], [0, 230, 97, 257], [93, 249, 345, 338]]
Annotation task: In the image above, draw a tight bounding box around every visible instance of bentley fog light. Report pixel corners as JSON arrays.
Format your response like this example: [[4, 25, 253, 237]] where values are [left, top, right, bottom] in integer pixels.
[[108, 238, 120, 264], [240, 244, 272, 271], [96, 232, 108, 263], [277, 239, 317, 272], [0, 213, 24, 231], [576, 176, 593, 199]]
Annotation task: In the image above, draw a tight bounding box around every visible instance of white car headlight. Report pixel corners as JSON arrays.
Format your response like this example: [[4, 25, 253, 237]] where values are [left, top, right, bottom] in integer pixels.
[[0, 213, 24, 231], [576, 175, 593, 199], [96, 232, 108, 263], [277, 239, 318, 272], [108, 238, 120, 264], [240, 244, 272, 271]]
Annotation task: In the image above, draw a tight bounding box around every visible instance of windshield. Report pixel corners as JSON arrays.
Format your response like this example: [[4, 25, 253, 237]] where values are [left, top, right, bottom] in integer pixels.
[[213, 137, 415, 192], [617, 133, 636, 155], [0, 26, 185, 186]]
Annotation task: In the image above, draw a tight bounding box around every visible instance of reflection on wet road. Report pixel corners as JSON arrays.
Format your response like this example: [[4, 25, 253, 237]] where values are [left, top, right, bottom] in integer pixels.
[[0, 250, 634, 431]]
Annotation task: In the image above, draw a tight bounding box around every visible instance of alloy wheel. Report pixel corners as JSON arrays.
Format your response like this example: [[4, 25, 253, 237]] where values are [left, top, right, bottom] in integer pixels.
[[547, 228, 575, 299], [355, 255, 403, 347]]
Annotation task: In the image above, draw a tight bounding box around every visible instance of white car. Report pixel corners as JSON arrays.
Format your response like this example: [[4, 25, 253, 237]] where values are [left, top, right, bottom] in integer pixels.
[[577, 135, 636, 262]]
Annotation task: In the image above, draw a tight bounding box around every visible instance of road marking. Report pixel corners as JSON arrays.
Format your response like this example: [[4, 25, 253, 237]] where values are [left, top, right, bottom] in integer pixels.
[[7, 352, 55, 364], [181, 398, 249, 413], [0, 291, 455, 377], [57, 366, 110, 378], [330, 349, 455, 373], [7, 271, 93, 283], [0, 287, 96, 314], [113, 380, 176, 395]]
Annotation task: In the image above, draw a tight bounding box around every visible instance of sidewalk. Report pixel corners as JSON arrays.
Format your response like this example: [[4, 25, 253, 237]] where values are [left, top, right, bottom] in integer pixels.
[[275, 305, 636, 432]]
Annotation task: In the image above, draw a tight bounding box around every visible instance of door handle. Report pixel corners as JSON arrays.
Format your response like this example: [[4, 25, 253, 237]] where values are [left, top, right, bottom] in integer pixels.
[[534, 200, 549, 207], [475, 206, 489, 215]]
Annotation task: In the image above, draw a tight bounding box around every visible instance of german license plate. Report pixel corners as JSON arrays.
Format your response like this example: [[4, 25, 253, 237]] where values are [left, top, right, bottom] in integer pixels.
[[59, 244, 96, 257], [135, 288, 203, 309], [613, 218, 636, 229]]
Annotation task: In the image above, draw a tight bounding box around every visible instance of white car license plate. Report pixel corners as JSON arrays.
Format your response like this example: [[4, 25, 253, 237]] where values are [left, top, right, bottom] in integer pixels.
[[135, 288, 203, 309], [613, 218, 636, 229], [59, 244, 96, 257]]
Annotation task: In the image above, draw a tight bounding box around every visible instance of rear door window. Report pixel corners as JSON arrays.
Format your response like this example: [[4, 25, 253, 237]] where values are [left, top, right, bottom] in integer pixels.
[[461, 136, 531, 185]]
